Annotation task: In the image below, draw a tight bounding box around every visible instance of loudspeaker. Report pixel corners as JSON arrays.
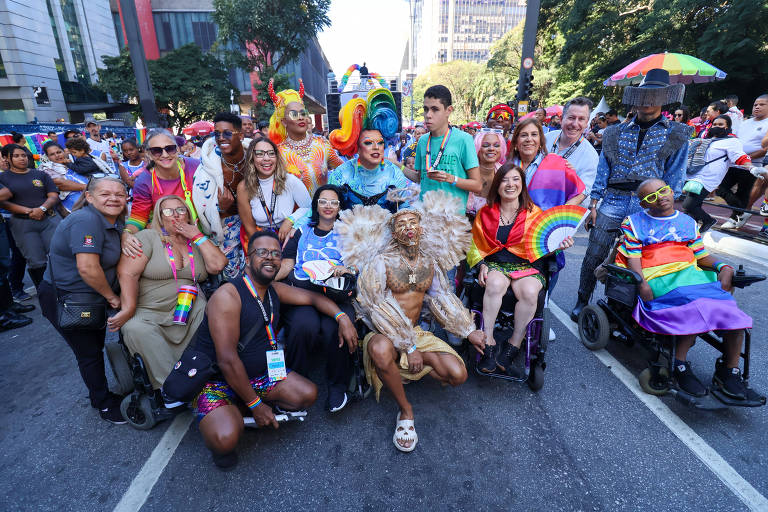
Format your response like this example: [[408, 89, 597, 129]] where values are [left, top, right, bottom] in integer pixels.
[[392, 91, 402, 133], [326, 93, 341, 131]]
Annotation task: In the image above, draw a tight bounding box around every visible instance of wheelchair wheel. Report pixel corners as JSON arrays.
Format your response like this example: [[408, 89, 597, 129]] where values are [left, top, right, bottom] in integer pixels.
[[638, 367, 670, 396], [527, 362, 545, 391], [120, 394, 157, 430], [106, 343, 134, 395], [578, 305, 610, 350]]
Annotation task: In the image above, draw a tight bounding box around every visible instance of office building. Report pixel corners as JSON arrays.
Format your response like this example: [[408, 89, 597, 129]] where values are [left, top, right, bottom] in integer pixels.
[[0, 0, 121, 123], [409, 0, 526, 74]]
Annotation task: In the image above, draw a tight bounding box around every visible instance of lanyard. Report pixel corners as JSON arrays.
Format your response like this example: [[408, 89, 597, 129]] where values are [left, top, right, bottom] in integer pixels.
[[552, 134, 583, 159], [425, 127, 452, 173], [151, 161, 198, 224], [165, 241, 196, 284], [255, 179, 279, 230], [242, 273, 276, 349]]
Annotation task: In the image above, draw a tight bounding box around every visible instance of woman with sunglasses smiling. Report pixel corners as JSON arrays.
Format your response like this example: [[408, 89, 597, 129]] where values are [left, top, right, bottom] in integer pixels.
[[276, 184, 357, 412], [237, 136, 311, 244], [108, 195, 227, 394], [122, 129, 201, 258], [467, 128, 507, 216]]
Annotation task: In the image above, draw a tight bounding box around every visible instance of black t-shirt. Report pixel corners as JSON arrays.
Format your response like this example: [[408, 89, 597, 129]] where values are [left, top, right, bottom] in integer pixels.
[[282, 226, 331, 260], [43, 204, 124, 293], [0, 169, 57, 208], [195, 277, 281, 379]]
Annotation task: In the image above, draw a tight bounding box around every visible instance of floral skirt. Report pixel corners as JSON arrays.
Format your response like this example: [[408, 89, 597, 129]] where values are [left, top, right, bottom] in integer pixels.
[[486, 260, 545, 287]]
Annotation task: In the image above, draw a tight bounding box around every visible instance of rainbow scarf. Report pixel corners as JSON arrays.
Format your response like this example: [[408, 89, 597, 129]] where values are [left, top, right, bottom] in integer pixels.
[[467, 202, 542, 268]]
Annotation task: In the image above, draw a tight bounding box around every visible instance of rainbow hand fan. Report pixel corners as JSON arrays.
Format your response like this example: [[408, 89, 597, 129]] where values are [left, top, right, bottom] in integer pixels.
[[524, 205, 589, 261]]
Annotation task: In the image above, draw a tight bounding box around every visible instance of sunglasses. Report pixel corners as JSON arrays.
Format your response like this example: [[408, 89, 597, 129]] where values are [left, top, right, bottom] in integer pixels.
[[489, 111, 511, 120], [213, 130, 239, 140], [161, 207, 188, 217], [253, 150, 276, 159], [249, 248, 282, 259], [286, 109, 309, 121], [148, 145, 178, 158], [317, 198, 340, 207], [641, 185, 672, 203], [479, 128, 503, 134]]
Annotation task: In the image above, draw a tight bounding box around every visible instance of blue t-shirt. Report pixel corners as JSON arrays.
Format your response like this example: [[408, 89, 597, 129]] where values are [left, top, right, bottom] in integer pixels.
[[415, 126, 479, 213]]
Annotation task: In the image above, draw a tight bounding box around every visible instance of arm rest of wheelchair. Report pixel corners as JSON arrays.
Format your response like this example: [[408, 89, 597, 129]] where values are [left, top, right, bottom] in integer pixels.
[[731, 272, 766, 289], [603, 263, 643, 284]]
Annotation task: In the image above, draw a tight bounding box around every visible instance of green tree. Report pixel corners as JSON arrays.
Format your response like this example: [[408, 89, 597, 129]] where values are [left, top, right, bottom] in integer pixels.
[[540, 0, 768, 111], [98, 45, 236, 133], [212, 0, 331, 73], [413, 60, 485, 124]]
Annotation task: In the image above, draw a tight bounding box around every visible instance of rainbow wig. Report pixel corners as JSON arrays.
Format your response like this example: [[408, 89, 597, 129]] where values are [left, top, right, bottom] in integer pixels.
[[329, 88, 399, 158], [267, 78, 305, 145], [474, 130, 508, 165]]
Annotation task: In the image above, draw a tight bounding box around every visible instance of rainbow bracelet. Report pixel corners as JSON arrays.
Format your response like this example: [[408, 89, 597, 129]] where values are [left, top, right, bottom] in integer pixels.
[[334, 311, 347, 322], [192, 234, 208, 247], [713, 261, 732, 273], [246, 397, 262, 409]]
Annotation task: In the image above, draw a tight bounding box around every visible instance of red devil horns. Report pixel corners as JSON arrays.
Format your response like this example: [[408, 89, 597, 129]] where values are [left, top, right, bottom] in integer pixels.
[[298, 79, 305, 99], [268, 78, 279, 106]]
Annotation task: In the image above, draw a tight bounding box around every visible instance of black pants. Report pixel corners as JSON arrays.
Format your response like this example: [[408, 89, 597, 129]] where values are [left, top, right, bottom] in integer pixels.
[[682, 187, 713, 225], [38, 281, 112, 409], [716, 167, 757, 219], [4, 221, 26, 294], [282, 301, 355, 391], [0, 220, 14, 313], [576, 211, 623, 303]]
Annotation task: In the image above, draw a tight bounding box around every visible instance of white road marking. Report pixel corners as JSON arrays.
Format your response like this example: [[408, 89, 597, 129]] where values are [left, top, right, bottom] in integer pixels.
[[549, 301, 768, 511], [113, 411, 193, 512]]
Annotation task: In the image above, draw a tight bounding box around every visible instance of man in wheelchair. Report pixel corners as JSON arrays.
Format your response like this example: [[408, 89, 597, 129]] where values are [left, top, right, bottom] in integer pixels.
[[615, 178, 753, 399]]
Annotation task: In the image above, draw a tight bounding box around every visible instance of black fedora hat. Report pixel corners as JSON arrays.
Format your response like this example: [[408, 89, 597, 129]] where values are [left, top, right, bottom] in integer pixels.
[[622, 68, 685, 107]]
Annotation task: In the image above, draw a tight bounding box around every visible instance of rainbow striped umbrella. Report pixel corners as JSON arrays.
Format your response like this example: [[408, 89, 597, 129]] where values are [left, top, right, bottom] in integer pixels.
[[604, 52, 726, 86]]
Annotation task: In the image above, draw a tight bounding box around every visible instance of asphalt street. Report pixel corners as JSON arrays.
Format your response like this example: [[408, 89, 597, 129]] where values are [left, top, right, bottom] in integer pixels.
[[1, 230, 766, 512]]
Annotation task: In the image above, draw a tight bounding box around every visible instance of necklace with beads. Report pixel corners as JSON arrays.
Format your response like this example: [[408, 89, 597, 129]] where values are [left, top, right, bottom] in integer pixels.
[[399, 250, 421, 286], [221, 152, 246, 195], [284, 132, 313, 158]]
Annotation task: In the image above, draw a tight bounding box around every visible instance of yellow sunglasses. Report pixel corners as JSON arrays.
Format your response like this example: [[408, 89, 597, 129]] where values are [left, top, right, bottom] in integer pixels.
[[641, 185, 672, 203]]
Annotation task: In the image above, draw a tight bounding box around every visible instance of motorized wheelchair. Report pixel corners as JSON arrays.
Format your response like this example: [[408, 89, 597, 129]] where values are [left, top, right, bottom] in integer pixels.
[[458, 256, 557, 391], [578, 261, 767, 409]]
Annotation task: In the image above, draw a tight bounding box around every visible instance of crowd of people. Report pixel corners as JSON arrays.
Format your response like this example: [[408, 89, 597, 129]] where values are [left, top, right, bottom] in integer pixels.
[[0, 68, 763, 469]]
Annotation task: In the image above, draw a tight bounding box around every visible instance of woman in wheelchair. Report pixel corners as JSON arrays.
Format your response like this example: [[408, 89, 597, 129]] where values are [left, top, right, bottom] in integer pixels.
[[468, 163, 574, 375], [274, 185, 358, 413], [616, 179, 752, 399], [108, 195, 228, 390]]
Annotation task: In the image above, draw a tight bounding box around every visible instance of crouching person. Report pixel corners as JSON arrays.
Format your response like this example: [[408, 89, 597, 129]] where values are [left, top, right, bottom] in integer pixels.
[[191, 231, 358, 469]]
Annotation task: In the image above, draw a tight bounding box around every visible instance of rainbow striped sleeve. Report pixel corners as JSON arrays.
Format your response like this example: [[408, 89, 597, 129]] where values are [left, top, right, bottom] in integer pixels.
[[617, 217, 642, 258], [687, 229, 709, 259], [126, 173, 152, 230]]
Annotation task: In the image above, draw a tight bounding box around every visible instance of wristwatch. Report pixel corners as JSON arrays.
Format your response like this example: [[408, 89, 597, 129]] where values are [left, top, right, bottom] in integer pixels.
[[39, 206, 48, 213]]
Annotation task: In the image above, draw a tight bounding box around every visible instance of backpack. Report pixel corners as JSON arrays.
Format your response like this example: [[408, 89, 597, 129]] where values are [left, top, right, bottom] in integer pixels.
[[687, 138, 727, 175]]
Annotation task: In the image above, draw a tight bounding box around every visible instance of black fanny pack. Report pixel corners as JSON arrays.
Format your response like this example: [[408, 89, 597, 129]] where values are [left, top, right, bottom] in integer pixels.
[[48, 256, 108, 331]]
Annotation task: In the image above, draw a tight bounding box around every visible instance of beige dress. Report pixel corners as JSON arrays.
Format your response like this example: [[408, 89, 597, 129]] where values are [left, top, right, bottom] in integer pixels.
[[122, 229, 208, 389]]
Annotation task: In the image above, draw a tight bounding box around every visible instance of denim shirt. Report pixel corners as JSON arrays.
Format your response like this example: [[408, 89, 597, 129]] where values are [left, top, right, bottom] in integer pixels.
[[591, 118, 690, 220]]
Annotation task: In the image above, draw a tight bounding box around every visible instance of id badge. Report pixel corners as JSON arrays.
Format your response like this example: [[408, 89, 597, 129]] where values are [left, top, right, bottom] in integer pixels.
[[266, 349, 287, 381]]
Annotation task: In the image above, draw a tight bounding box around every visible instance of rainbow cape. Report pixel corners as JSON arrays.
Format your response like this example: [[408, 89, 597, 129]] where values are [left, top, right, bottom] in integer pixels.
[[467, 202, 542, 268]]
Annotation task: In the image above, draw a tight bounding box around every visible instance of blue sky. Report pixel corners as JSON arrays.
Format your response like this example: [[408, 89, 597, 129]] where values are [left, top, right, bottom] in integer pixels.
[[317, 0, 410, 78]]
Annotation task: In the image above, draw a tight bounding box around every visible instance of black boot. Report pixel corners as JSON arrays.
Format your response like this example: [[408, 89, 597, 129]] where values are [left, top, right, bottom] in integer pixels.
[[478, 343, 498, 373], [570, 295, 589, 323], [495, 343, 522, 377], [714, 364, 747, 400]]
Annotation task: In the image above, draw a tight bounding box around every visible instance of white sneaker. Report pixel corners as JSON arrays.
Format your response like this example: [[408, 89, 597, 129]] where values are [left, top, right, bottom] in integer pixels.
[[720, 217, 739, 229], [760, 202, 768, 216], [549, 327, 556, 342], [735, 213, 752, 228]]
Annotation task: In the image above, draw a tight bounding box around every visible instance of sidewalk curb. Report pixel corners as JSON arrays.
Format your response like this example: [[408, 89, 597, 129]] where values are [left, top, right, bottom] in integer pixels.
[[702, 231, 768, 268]]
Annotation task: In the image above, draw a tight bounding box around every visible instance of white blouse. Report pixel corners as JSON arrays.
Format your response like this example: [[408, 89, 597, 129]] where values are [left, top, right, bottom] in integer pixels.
[[249, 174, 311, 228]]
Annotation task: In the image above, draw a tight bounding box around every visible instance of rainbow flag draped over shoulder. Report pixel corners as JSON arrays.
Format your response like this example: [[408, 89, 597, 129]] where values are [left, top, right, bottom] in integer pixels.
[[616, 210, 751, 335], [527, 153, 585, 210], [467, 202, 542, 268]]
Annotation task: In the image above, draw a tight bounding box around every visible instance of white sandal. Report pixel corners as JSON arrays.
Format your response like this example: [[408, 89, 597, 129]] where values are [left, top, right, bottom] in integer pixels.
[[393, 412, 418, 452]]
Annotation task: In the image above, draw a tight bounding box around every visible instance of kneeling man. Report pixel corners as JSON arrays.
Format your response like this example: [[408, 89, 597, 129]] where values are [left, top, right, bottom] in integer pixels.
[[616, 179, 752, 399]]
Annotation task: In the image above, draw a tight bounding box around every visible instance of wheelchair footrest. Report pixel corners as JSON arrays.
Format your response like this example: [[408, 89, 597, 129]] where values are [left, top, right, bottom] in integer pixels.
[[669, 389, 727, 410], [473, 365, 527, 383], [710, 387, 767, 408]]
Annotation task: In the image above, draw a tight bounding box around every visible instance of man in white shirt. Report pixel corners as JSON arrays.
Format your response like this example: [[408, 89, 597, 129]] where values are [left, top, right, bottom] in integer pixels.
[[84, 121, 111, 159], [544, 96, 599, 207], [725, 94, 743, 134], [719, 94, 768, 228]]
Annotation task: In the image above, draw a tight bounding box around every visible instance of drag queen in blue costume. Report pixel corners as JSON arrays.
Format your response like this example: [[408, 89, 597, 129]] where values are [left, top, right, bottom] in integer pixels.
[[328, 89, 410, 212]]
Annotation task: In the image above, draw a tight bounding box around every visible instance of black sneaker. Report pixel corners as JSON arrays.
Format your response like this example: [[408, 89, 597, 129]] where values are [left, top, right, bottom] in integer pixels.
[[478, 344, 498, 373], [673, 361, 707, 397], [495, 343, 520, 375], [570, 299, 588, 323], [714, 365, 748, 400], [327, 387, 348, 413], [0, 312, 32, 332], [99, 406, 127, 425], [212, 450, 238, 471], [12, 290, 32, 302]]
